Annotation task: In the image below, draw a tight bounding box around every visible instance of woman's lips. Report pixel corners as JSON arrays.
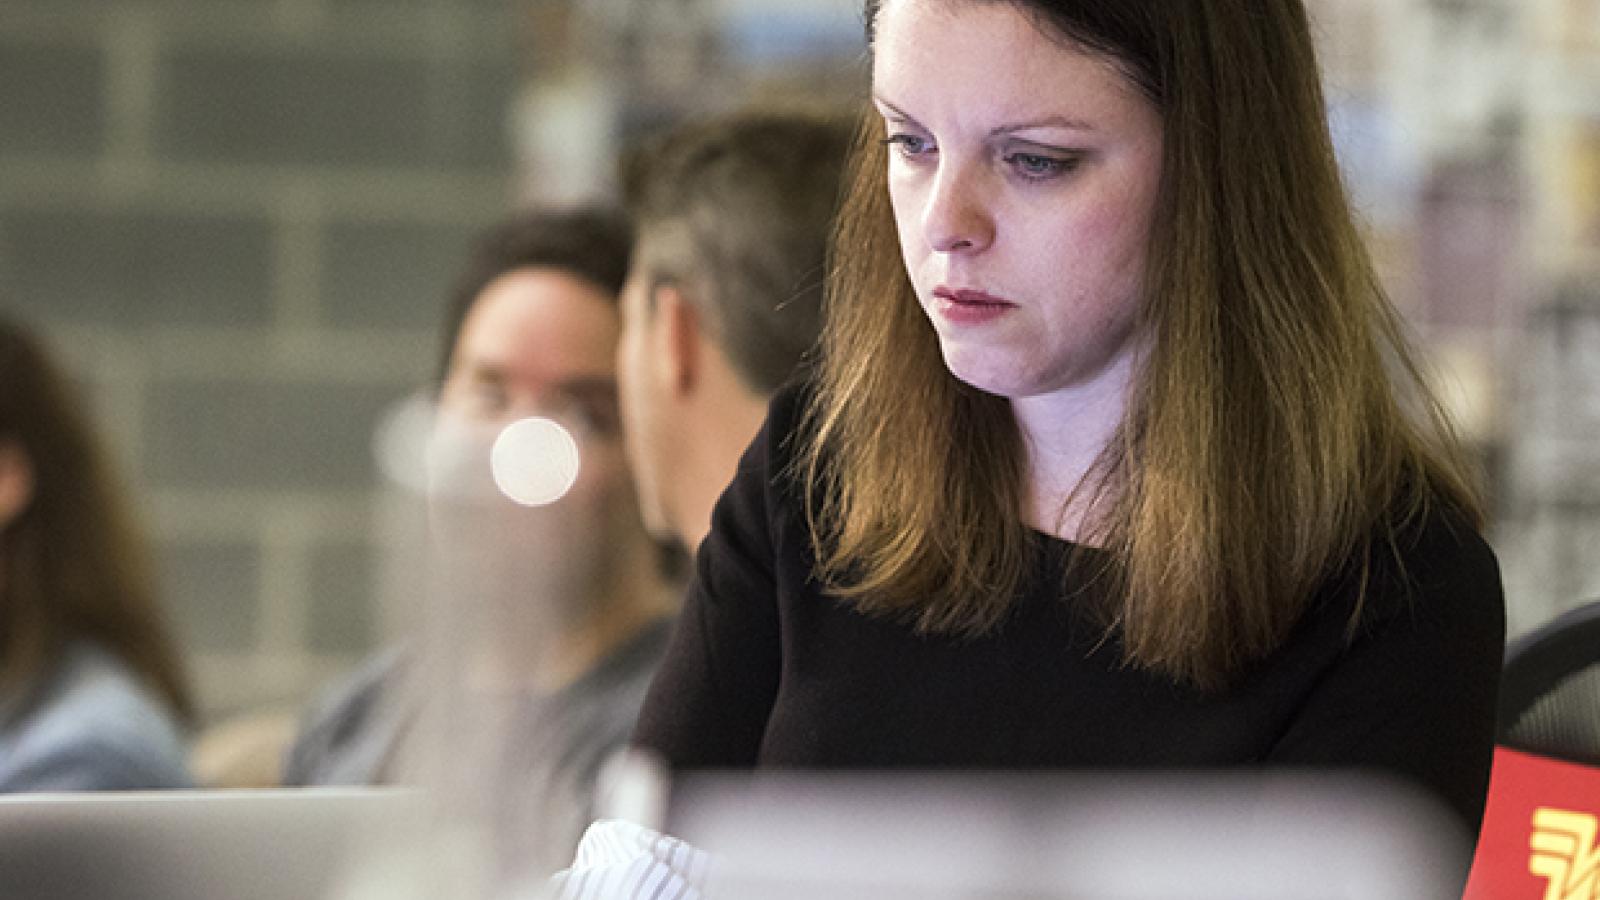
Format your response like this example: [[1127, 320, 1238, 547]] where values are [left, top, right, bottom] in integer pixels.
[[932, 287, 1016, 325]]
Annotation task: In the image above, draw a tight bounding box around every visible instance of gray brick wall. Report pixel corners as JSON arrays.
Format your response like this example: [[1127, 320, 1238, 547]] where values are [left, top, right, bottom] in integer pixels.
[[321, 218, 481, 330], [3, 206, 277, 328], [155, 44, 515, 171], [0, 1, 521, 719], [0, 36, 107, 157]]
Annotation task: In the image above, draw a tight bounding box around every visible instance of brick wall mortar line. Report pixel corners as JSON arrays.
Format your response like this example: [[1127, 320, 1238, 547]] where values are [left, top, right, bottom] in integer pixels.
[[370, 487, 429, 649], [0, 159, 508, 222], [257, 505, 321, 662], [81, 345, 151, 516], [272, 182, 326, 334], [100, 9, 160, 182], [0, 4, 510, 56], [150, 488, 374, 540], [35, 323, 434, 382], [271, 0, 330, 35]]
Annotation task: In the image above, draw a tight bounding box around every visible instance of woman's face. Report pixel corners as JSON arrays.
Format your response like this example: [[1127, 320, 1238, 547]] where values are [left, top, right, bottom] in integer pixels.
[[873, 0, 1164, 404]]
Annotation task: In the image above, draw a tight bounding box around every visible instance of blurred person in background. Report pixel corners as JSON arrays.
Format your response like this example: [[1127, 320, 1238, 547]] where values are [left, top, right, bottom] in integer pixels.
[[616, 109, 852, 557], [631, 0, 1505, 865], [0, 312, 195, 791], [283, 208, 677, 873]]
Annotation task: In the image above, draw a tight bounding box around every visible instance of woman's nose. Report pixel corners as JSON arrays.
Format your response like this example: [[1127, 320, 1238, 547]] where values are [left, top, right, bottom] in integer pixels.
[[922, 163, 995, 254]]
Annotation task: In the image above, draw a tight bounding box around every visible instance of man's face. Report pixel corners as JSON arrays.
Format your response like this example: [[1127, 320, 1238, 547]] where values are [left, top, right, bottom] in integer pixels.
[[431, 266, 643, 623], [440, 267, 623, 442]]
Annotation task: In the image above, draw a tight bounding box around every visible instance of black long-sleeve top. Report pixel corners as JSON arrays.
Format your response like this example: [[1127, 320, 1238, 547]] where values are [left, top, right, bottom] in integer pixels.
[[632, 382, 1506, 835]]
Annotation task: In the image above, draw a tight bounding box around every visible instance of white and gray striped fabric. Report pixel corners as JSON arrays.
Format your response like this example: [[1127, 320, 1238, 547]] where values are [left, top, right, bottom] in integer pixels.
[[546, 820, 714, 900]]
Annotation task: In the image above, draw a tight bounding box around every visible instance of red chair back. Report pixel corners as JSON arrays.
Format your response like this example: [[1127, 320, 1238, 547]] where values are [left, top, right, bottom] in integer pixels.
[[1465, 746, 1600, 899]]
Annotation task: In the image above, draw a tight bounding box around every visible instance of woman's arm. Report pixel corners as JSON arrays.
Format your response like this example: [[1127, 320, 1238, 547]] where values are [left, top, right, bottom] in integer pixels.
[[1267, 509, 1506, 837]]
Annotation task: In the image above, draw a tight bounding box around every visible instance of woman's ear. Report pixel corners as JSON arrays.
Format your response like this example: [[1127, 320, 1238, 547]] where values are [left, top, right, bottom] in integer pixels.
[[0, 441, 36, 529]]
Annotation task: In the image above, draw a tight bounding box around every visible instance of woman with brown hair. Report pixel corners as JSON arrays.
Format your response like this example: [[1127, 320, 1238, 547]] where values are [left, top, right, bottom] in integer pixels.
[[0, 313, 194, 790], [632, 0, 1504, 840]]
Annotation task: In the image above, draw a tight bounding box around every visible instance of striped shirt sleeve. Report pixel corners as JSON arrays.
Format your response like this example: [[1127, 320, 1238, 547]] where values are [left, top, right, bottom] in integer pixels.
[[546, 819, 714, 900]]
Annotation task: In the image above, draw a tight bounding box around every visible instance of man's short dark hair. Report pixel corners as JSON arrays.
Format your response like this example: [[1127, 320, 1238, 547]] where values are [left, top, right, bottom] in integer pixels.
[[436, 206, 633, 384], [621, 110, 852, 396]]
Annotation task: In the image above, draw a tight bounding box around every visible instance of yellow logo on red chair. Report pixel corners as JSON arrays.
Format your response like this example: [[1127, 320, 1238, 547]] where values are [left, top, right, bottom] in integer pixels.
[[1532, 808, 1600, 900]]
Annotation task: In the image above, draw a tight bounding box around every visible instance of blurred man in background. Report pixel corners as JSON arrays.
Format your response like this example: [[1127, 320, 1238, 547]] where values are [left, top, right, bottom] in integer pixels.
[[285, 207, 676, 876], [539, 108, 852, 894], [616, 110, 852, 556]]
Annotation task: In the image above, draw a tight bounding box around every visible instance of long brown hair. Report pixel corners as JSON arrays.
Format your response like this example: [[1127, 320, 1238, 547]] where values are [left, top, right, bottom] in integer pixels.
[[802, 0, 1482, 690], [0, 315, 194, 722]]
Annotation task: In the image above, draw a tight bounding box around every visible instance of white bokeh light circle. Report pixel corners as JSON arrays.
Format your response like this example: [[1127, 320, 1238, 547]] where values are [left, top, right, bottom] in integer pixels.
[[490, 417, 580, 507], [372, 393, 436, 494]]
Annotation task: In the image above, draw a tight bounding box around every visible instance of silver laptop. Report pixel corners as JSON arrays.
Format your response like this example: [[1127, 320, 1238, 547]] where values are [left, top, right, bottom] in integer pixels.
[[0, 788, 419, 900], [667, 771, 1471, 900]]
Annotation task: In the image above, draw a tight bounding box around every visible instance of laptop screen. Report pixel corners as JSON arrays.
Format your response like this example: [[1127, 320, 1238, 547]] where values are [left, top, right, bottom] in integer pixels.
[[666, 770, 1471, 900], [0, 788, 418, 900]]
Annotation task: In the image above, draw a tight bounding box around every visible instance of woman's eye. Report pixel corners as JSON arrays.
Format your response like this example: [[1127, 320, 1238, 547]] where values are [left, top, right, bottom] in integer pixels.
[[883, 133, 935, 160], [1004, 151, 1075, 179]]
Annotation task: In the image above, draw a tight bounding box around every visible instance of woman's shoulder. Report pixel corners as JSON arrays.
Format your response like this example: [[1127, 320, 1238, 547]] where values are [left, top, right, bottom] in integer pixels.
[[693, 369, 820, 603], [720, 369, 818, 521], [1386, 500, 1498, 589], [0, 642, 192, 791], [1336, 499, 1504, 631], [752, 369, 817, 464]]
